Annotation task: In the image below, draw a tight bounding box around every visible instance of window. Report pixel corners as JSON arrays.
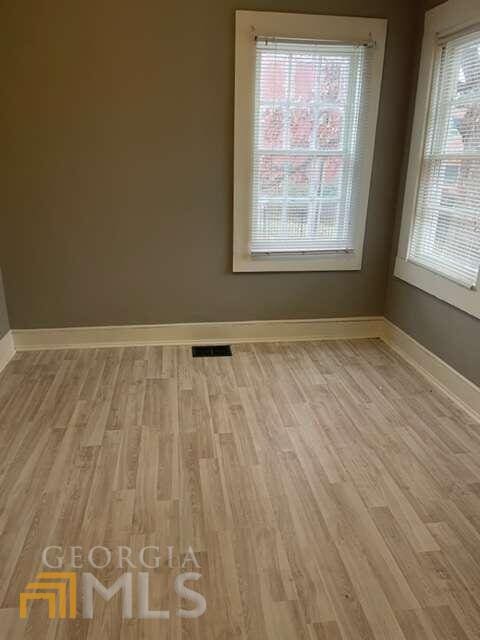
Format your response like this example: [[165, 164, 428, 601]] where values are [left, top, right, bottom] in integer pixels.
[[395, 0, 480, 319], [233, 11, 387, 272], [409, 27, 480, 287]]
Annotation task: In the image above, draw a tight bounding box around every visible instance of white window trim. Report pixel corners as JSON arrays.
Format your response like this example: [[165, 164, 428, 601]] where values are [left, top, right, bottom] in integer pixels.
[[395, 0, 480, 319], [233, 10, 387, 272]]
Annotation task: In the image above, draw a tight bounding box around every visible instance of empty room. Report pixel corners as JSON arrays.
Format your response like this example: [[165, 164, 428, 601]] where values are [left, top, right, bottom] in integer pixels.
[[1, 0, 480, 638]]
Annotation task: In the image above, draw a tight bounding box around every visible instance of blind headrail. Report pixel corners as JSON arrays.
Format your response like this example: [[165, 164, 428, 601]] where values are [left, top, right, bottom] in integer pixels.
[[251, 249, 354, 257], [253, 34, 375, 48], [437, 21, 480, 45]]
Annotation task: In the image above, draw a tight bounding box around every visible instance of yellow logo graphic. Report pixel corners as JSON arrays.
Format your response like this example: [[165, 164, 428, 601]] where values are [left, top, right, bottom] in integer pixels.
[[19, 572, 77, 619]]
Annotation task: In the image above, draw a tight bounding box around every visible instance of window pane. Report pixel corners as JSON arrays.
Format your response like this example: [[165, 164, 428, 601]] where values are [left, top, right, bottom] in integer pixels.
[[288, 157, 313, 196], [317, 110, 343, 150], [446, 104, 480, 154], [260, 107, 284, 149], [321, 157, 343, 199], [258, 156, 286, 196], [289, 108, 315, 148], [319, 58, 350, 104], [286, 203, 309, 236], [454, 42, 480, 99], [412, 157, 480, 285], [292, 55, 317, 102], [259, 53, 289, 101], [260, 203, 283, 236]]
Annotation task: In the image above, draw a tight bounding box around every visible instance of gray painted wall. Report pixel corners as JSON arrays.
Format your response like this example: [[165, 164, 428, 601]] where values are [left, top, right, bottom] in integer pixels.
[[0, 0, 418, 329], [2, 0, 475, 386], [0, 269, 10, 340], [385, 0, 480, 387], [386, 281, 480, 386]]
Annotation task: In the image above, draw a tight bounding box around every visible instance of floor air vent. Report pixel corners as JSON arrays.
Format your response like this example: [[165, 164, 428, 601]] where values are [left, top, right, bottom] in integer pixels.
[[192, 345, 232, 358]]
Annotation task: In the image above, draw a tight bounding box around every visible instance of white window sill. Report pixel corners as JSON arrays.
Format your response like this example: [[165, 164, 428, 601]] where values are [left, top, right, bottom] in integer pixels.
[[233, 251, 363, 272], [394, 257, 480, 319]]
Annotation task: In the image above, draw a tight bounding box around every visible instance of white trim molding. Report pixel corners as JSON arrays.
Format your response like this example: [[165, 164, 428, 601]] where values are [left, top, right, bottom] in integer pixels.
[[12, 317, 384, 351], [233, 10, 387, 272], [382, 319, 480, 421], [395, 257, 480, 320], [6, 317, 480, 420], [0, 331, 15, 374]]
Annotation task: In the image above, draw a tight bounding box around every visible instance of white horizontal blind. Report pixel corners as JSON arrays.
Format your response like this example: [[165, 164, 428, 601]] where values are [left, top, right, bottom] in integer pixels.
[[408, 29, 480, 288], [250, 39, 370, 254]]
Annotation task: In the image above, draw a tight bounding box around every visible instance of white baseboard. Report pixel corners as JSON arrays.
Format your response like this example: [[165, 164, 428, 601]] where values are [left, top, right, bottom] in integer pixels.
[[8, 316, 480, 421], [0, 331, 15, 374], [382, 319, 480, 421], [12, 316, 384, 351]]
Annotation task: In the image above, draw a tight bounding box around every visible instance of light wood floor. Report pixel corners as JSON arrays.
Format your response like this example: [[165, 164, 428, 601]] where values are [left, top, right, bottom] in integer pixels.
[[1, 339, 480, 639]]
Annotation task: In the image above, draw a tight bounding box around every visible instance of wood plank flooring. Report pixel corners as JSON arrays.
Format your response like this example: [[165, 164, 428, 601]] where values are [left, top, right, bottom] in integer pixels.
[[0, 338, 480, 639]]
